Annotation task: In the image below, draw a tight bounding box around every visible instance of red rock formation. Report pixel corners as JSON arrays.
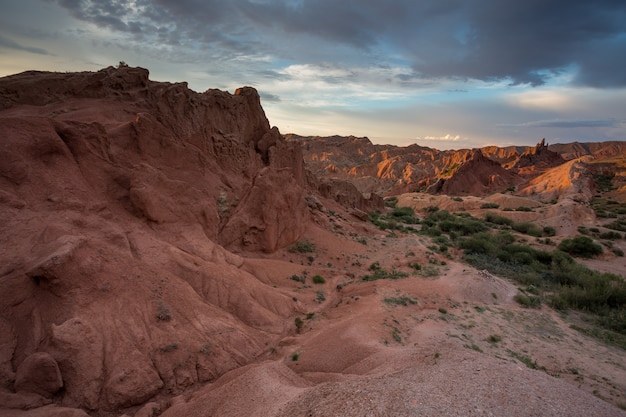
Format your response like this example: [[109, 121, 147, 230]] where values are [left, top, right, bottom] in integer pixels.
[[433, 149, 519, 195], [513, 138, 566, 174], [288, 135, 617, 197], [0, 67, 311, 413], [14, 352, 63, 398]]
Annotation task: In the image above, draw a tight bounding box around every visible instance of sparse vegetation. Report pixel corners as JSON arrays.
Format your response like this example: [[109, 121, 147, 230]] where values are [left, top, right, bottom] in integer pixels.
[[508, 350, 543, 370], [362, 262, 409, 281], [156, 301, 172, 321], [384, 196, 398, 208], [368, 209, 419, 232], [291, 352, 299, 361], [464, 343, 483, 352], [290, 274, 306, 284], [295, 317, 304, 333], [312, 275, 326, 284], [481, 202, 500, 209], [383, 296, 418, 306], [514, 293, 542, 309], [392, 329, 402, 343], [289, 240, 316, 253], [570, 324, 626, 351]]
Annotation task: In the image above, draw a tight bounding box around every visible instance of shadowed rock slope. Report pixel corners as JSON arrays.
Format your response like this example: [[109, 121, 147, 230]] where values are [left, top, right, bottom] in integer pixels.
[[0, 66, 318, 413]]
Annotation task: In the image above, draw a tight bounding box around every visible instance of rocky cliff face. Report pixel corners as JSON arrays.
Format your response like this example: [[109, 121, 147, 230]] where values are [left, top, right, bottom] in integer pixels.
[[0, 67, 313, 412]]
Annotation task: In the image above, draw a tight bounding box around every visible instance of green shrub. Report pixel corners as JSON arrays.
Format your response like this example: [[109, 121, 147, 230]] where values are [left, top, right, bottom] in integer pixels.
[[290, 274, 305, 284], [606, 219, 626, 232], [516, 206, 533, 212], [384, 296, 418, 306], [512, 222, 543, 237], [289, 240, 315, 253], [389, 206, 419, 224], [458, 227, 625, 336], [312, 275, 326, 284], [481, 202, 500, 209], [542, 226, 556, 237], [484, 213, 513, 226], [295, 317, 303, 333], [369, 207, 419, 231], [558, 236, 603, 258], [362, 267, 409, 281], [600, 231, 622, 240], [514, 293, 542, 308]]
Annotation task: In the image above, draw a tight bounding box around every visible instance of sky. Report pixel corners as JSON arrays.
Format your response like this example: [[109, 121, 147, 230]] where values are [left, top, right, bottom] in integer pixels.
[[1, 0, 625, 150]]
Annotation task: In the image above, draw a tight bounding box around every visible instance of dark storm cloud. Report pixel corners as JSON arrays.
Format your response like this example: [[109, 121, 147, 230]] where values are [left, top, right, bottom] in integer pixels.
[[0, 35, 51, 55], [49, 0, 626, 87]]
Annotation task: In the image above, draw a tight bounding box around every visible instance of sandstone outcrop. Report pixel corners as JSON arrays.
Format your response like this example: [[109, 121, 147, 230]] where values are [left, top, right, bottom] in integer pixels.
[[437, 149, 520, 195], [0, 67, 311, 413], [288, 135, 620, 198], [513, 138, 566, 174]]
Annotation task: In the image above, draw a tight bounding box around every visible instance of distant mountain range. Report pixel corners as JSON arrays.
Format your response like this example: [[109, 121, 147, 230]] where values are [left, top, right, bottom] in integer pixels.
[[285, 134, 626, 196]]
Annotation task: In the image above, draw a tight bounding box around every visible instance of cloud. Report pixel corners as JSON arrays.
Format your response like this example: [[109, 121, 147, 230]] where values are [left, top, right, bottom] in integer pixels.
[[498, 119, 622, 129], [45, 0, 626, 88], [416, 134, 464, 142], [0, 35, 51, 55], [259, 91, 281, 103]]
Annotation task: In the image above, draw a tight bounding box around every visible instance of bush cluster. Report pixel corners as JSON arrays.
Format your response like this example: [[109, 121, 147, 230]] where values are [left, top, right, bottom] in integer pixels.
[[458, 232, 625, 335], [369, 207, 419, 232], [557, 236, 603, 258], [362, 262, 409, 281], [420, 210, 488, 238]]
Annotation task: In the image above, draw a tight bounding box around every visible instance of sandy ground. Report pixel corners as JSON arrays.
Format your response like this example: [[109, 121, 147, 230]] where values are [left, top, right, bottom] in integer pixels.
[[159, 218, 626, 417]]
